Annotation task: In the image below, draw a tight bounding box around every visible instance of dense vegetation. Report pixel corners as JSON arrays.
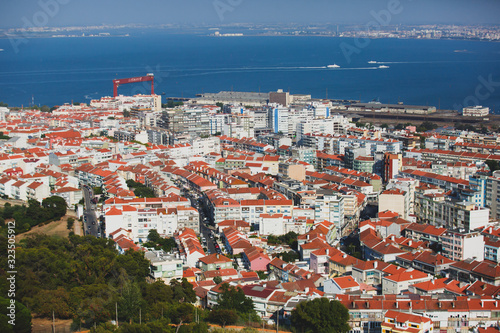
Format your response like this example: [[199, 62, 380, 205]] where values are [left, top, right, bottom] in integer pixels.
[[126, 180, 156, 198], [0, 296, 32, 333], [0, 234, 198, 331], [416, 121, 439, 133], [0, 233, 260, 333], [291, 298, 350, 333], [143, 229, 177, 253], [162, 101, 184, 108], [208, 283, 259, 328], [267, 231, 298, 250], [486, 160, 500, 173], [0, 196, 67, 234], [275, 251, 300, 263]]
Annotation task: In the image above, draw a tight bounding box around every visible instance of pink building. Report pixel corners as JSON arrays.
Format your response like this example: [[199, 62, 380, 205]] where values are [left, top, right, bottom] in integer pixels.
[[242, 246, 270, 271]]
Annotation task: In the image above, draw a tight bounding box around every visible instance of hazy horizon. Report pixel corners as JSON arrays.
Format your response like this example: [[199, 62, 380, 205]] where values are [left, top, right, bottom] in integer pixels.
[[1, 0, 500, 29]]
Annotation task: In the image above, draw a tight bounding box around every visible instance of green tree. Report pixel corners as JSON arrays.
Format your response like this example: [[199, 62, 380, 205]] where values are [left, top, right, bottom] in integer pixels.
[[170, 279, 196, 304], [216, 283, 254, 315], [41, 195, 67, 220], [93, 187, 104, 195], [127, 180, 156, 198], [208, 309, 238, 327], [116, 249, 151, 282], [291, 298, 350, 333], [213, 276, 222, 285], [134, 187, 155, 198], [118, 282, 143, 323], [2, 202, 13, 219], [159, 238, 177, 252], [256, 271, 267, 280], [67, 217, 75, 230], [486, 160, 500, 173], [171, 303, 194, 326], [142, 281, 173, 305], [267, 232, 298, 250], [26, 199, 46, 225], [275, 251, 299, 263], [147, 229, 161, 243], [145, 318, 173, 333], [31, 287, 73, 318], [0, 297, 32, 333], [417, 121, 439, 133]]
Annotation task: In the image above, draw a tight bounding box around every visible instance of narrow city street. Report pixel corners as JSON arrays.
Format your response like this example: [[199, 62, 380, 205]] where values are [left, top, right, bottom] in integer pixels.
[[82, 186, 99, 237]]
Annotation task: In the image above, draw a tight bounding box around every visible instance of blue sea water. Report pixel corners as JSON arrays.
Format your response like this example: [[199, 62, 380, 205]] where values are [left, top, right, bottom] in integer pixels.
[[0, 33, 500, 111]]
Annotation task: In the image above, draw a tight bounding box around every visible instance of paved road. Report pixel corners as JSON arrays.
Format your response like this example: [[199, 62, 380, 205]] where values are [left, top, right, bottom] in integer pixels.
[[184, 190, 218, 254], [201, 223, 216, 254], [82, 186, 100, 237]]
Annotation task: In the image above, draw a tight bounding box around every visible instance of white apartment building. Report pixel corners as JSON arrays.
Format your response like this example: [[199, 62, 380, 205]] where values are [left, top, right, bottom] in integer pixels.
[[209, 114, 227, 135], [415, 190, 489, 232], [105, 206, 199, 242], [386, 177, 419, 217], [270, 105, 289, 134], [379, 188, 411, 220], [191, 137, 221, 156], [314, 191, 345, 235], [441, 230, 485, 261], [259, 214, 286, 236], [296, 116, 349, 143]]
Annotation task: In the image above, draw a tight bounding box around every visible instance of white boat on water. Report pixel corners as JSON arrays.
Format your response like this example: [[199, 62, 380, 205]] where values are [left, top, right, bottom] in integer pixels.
[[327, 64, 340, 68], [368, 61, 377, 64], [378, 65, 389, 69]]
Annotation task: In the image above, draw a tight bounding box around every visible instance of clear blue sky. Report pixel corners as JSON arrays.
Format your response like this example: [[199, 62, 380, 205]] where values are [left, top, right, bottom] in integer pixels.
[[1, 0, 499, 29]]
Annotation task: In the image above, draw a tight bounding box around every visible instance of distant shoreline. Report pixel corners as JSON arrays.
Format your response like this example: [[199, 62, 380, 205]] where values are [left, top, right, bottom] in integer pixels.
[[1, 33, 499, 44], [1, 23, 500, 42]]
